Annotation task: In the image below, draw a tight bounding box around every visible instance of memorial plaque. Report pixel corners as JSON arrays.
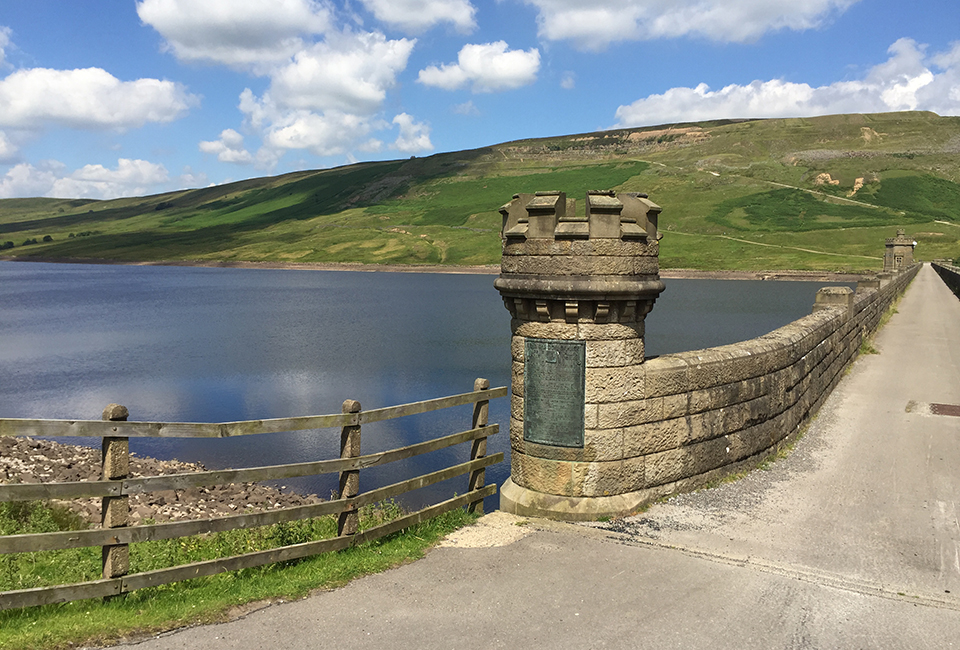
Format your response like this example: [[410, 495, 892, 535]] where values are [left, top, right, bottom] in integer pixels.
[[523, 338, 585, 448]]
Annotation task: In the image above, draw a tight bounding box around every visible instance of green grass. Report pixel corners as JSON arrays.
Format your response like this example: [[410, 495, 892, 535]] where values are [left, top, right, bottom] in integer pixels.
[[707, 188, 914, 232], [0, 500, 478, 650], [866, 173, 960, 222], [2, 111, 960, 269], [368, 161, 650, 227]]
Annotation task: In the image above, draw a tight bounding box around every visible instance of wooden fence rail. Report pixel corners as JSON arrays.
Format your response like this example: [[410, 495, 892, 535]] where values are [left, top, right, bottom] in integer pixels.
[[0, 380, 506, 610]]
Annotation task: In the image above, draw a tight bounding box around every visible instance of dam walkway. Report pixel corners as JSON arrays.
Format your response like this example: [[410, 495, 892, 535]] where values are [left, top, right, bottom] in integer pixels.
[[111, 264, 960, 650]]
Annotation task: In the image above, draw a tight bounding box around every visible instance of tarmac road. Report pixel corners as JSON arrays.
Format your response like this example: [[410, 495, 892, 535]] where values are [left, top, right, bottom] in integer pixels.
[[106, 264, 960, 650]]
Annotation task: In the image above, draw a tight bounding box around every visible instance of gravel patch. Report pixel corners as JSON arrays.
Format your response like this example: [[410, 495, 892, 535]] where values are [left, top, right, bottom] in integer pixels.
[[587, 417, 833, 542], [437, 511, 534, 548], [0, 436, 322, 524]]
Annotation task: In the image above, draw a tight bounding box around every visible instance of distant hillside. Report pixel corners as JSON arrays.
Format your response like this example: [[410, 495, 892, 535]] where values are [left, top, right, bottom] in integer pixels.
[[2, 111, 959, 272]]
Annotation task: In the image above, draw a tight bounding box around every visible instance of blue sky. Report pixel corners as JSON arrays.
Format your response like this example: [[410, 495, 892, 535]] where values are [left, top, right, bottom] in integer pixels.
[[0, 0, 957, 199]]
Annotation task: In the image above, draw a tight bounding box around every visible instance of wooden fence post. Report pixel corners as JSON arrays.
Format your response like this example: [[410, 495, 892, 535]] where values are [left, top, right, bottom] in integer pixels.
[[100, 404, 130, 586], [338, 399, 362, 538], [468, 378, 490, 514]]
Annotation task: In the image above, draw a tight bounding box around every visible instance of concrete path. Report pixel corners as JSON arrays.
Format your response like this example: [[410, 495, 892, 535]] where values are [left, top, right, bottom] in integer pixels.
[[110, 265, 960, 650]]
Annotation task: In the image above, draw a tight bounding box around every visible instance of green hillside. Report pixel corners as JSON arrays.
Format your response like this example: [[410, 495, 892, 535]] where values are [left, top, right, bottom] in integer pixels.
[[2, 111, 959, 272]]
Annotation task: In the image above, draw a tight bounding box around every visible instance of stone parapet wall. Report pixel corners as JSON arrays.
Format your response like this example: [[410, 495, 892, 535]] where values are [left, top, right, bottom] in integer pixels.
[[504, 264, 919, 519], [932, 262, 960, 297]]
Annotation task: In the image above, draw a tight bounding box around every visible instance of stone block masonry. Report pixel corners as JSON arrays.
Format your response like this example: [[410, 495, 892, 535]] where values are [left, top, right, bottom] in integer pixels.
[[497, 197, 921, 520]]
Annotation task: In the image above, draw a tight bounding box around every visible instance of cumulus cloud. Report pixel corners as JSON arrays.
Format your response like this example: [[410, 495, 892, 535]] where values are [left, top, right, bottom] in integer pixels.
[[234, 29, 417, 162], [268, 32, 416, 113], [199, 129, 253, 164], [0, 131, 17, 162], [924, 41, 960, 114], [358, 0, 476, 34], [141, 3, 430, 164], [613, 38, 960, 127], [0, 67, 196, 132], [0, 158, 177, 199], [523, 0, 858, 50], [418, 41, 540, 92], [0, 162, 60, 198], [136, 0, 331, 71], [392, 113, 433, 153], [261, 111, 386, 157], [0, 26, 11, 67]]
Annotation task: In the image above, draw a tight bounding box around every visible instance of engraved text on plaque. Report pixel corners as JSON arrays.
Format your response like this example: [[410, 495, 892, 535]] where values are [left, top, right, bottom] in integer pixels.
[[523, 338, 585, 448]]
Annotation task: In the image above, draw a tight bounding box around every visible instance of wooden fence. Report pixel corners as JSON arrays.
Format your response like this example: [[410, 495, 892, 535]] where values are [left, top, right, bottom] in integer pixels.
[[0, 379, 506, 610]]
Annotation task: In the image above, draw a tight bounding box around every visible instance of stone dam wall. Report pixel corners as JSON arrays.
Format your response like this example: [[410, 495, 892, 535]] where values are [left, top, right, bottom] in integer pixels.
[[932, 262, 960, 297], [502, 264, 920, 520]]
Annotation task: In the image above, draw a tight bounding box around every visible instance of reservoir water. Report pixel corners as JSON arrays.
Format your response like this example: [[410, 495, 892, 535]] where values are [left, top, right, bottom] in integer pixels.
[[0, 261, 852, 508]]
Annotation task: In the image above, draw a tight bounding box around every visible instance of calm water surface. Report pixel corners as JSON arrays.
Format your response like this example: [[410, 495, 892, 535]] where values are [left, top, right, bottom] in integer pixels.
[[0, 261, 851, 508]]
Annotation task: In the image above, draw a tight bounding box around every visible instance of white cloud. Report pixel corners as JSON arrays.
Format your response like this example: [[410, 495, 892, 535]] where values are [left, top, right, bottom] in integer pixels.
[[453, 100, 479, 115], [924, 41, 960, 114], [932, 41, 960, 69], [178, 166, 209, 188], [560, 71, 575, 90], [358, 0, 476, 34], [261, 111, 386, 156], [0, 131, 17, 162], [392, 113, 433, 153], [0, 26, 11, 67], [614, 38, 960, 127], [0, 67, 196, 131], [523, 0, 858, 50], [418, 41, 540, 92], [238, 88, 274, 130], [141, 2, 428, 165], [268, 31, 416, 113], [137, 0, 332, 71], [0, 162, 61, 198], [234, 30, 417, 162], [0, 158, 177, 199], [199, 129, 253, 164]]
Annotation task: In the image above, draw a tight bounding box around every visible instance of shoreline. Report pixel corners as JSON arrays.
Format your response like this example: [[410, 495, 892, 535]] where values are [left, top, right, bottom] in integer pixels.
[[0, 255, 868, 282], [0, 436, 322, 525]]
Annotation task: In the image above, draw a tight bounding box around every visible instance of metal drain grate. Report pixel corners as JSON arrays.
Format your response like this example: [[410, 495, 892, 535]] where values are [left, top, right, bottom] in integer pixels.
[[930, 403, 960, 417]]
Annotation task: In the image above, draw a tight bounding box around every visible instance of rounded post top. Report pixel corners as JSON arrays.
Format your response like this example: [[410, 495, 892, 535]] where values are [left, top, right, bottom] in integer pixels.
[[474, 378, 490, 391], [342, 399, 362, 414], [102, 404, 129, 421]]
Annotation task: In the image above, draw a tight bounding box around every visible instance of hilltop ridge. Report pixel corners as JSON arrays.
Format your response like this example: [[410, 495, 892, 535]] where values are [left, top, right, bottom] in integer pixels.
[[2, 111, 959, 272]]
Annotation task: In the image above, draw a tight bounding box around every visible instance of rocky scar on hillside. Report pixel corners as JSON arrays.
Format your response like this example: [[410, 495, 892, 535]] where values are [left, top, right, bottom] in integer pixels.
[[0, 437, 322, 525]]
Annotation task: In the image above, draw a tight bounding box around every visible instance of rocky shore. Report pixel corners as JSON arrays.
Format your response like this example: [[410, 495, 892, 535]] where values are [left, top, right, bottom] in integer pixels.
[[0, 436, 322, 525]]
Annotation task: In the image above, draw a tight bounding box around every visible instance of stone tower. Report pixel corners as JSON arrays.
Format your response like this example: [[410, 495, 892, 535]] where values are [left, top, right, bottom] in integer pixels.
[[884, 228, 915, 271], [495, 190, 664, 519]]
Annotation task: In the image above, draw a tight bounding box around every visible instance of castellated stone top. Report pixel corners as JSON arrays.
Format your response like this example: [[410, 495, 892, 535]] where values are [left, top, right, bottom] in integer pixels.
[[495, 190, 665, 322], [885, 228, 915, 246], [501, 190, 660, 242]]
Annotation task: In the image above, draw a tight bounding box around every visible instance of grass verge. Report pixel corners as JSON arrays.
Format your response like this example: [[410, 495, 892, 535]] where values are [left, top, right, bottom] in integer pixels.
[[856, 271, 914, 357], [0, 500, 478, 650]]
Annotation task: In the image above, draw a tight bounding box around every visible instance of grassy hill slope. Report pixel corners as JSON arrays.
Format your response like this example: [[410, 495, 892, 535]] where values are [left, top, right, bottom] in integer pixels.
[[2, 111, 959, 272]]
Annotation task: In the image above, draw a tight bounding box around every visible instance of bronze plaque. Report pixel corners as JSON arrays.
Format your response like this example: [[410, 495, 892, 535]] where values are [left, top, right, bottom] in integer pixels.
[[524, 338, 585, 448]]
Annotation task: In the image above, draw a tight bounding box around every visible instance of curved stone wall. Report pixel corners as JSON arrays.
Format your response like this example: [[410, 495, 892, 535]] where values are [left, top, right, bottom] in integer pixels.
[[502, 264, 920, 520]]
